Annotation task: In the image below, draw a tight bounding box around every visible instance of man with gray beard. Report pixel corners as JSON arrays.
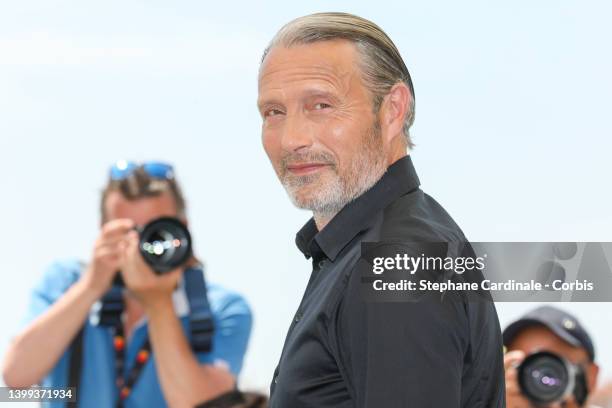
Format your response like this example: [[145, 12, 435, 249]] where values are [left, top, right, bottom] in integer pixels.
[[257, 12, 505, 408]]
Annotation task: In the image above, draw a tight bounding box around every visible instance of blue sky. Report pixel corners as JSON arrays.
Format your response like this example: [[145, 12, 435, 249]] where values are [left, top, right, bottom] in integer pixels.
[[1, 0, 611, 393]]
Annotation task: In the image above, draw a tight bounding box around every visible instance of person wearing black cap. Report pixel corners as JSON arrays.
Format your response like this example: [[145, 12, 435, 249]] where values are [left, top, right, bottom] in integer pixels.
[[503, 305, 600, 408]]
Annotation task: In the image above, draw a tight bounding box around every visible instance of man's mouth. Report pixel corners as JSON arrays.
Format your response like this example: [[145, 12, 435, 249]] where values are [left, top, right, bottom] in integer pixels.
[[285, 162, 331, 176]]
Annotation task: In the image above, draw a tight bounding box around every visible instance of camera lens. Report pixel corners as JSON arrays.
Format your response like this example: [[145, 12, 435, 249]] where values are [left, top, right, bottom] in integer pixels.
[[518, 351, 574, 405], [139, 217, 192, 274]]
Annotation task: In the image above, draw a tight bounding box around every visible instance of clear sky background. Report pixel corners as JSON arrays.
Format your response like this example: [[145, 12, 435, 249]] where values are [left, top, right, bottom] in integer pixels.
[[1, 0, 611, 398]]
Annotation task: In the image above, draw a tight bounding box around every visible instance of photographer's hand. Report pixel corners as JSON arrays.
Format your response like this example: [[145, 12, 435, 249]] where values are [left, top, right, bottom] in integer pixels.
[[505, 350, 534, 408], [1, 219, 134, 388], [118, 231, 234, 407], [82, 218, 135, 298], [118, 230, 182, 308]]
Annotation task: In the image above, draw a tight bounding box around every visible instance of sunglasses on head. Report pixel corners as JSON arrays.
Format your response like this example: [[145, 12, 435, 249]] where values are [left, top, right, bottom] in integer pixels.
[[109, 160, 175, 181]]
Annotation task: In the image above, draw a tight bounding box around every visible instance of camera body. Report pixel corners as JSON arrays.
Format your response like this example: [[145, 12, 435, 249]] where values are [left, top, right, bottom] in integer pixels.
[[518, 351, 588, 406]]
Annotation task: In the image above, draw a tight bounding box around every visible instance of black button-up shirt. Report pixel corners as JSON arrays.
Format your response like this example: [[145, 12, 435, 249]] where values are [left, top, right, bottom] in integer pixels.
[[269, 156, 505, 408]]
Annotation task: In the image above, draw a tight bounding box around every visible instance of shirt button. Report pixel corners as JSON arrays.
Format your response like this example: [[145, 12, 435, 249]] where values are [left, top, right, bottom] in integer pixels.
[[294, 312, 303, 322], [274, 376, 278, 384], [318, 260, 327, 269]]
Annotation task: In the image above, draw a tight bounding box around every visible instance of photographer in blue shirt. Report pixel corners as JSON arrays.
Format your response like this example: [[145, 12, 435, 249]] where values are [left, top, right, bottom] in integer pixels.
[[2, 161, 253, 408]]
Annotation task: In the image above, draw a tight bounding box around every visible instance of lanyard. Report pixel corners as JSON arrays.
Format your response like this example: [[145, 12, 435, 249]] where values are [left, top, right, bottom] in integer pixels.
[[112, 323, 151, 407]]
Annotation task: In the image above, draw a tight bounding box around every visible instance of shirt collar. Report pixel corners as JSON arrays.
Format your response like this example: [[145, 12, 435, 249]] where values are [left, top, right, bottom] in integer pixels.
[[295, 155, 420, 262]]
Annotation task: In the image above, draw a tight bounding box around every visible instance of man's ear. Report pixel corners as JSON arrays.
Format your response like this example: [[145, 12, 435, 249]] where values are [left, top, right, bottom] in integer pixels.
[[379, 82, 412, 146]]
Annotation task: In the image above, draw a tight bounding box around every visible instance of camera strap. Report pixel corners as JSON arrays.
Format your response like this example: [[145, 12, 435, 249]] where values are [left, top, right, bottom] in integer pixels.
[[67, 327, 84, 408], [184, 266, 215, 353]]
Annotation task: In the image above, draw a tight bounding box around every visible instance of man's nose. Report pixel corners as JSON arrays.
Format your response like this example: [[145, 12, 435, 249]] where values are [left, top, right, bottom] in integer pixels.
[[280, 113, 315, 152]]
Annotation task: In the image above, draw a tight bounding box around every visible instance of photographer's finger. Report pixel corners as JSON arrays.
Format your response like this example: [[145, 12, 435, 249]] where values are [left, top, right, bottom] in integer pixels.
[[96, 232, 134, 250], [95, 246, 123, 263], [115, 235, 131, 263], [504, 353, 523, 393], [118, 231, 140, 267], [125, 230, 139, 252], [101, 218, 135, 236], [504, 350, 526, 371], [95, 238, 129, 256], [505, 368, 520, 392]]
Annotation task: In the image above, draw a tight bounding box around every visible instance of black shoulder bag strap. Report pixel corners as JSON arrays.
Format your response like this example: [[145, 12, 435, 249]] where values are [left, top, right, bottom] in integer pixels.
[[66, 327, 84, 408], [184, 266, 215, 353]]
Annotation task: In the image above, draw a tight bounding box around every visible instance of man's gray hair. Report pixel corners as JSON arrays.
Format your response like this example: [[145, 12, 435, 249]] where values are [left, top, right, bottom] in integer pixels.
[[262, 12, 416, 147]]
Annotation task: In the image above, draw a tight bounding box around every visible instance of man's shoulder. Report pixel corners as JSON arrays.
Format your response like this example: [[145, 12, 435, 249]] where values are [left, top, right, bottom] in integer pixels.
[[379, 188, 467, 242], [205, 282, 252, 318], [35, 258, 84, 296], [19, 258, 85, 329]]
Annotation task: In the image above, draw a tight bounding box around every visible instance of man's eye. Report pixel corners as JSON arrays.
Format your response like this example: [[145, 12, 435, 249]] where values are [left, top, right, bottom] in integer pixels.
[[265, 109, 283, 118], [313, 102, 331, 110]]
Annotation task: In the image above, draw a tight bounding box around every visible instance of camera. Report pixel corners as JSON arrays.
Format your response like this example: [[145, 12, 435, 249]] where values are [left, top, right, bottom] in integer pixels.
[[138, 216, 192, 274], [518, 351, 588, 406], [92, 217, 193, 327]]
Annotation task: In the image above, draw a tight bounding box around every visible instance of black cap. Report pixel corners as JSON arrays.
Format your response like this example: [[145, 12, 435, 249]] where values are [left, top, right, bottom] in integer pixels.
[[503, 305, 595, 362]]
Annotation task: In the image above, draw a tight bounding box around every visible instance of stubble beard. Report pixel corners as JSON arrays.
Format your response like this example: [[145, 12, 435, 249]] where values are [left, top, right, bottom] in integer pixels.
[[278, 121, 387, 225]]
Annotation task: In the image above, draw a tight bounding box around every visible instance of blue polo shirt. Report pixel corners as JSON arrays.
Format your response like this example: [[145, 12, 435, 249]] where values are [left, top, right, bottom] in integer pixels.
[[21, 259, 252, 408]]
